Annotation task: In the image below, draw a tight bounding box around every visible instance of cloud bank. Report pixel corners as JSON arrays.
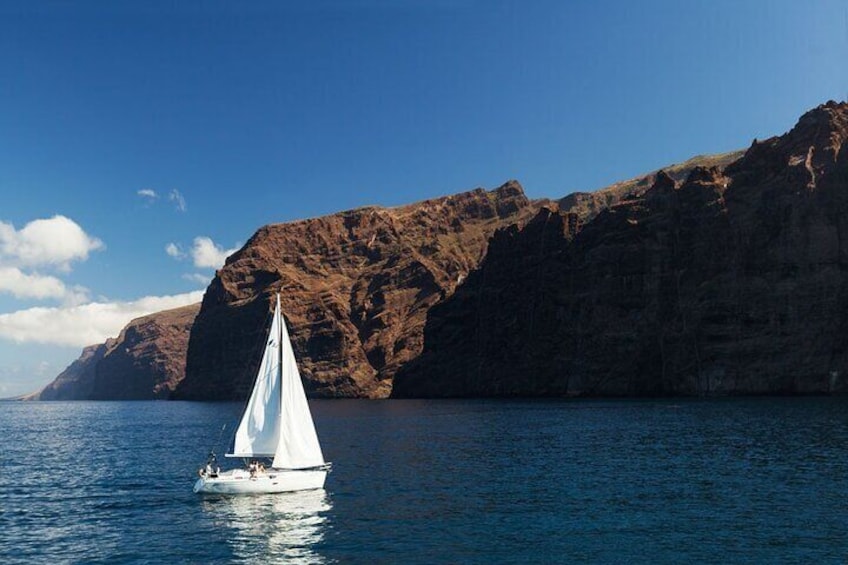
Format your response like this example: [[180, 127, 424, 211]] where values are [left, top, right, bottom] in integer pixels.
[[0, 291, 204, 347]]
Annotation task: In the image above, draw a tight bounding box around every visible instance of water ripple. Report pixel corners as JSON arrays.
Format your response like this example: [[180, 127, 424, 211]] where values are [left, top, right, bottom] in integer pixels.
[[3, 398, 848, 563]]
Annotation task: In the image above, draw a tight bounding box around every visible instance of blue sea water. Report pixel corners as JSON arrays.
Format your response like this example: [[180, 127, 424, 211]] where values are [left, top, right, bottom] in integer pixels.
[[2, 398, 848, 563]]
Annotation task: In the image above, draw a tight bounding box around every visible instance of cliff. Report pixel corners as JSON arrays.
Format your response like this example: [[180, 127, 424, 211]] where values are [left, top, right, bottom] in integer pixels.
[[393, 101, 848, 397], [558, 150, 743, 222], [28, 303, 200, 400], [174, 182, 539, 400], [31, 156, 752, 401]]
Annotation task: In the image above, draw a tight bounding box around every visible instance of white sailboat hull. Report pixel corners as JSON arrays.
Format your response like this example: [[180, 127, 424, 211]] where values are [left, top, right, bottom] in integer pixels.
[[194, 468, 327, 495]]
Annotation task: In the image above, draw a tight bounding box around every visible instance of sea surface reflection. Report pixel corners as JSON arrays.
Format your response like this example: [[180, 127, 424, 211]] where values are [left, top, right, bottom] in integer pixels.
[[200, 489, 331, 563]]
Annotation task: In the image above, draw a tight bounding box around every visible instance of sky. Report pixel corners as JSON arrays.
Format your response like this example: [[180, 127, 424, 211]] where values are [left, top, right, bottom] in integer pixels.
[[1, 0, 846, 397]]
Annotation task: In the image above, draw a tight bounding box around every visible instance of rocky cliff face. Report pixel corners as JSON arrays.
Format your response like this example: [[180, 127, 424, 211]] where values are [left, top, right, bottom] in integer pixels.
[[558, 150, 743, 222], [28, 303, 200, 400], [175, 182, 539, 400], [393, 101, 848, 397]]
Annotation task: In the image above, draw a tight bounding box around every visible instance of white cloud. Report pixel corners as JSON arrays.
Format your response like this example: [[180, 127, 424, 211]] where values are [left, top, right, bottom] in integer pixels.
[[0, 215, 104, 272], [62, 286, 92, 307], [0, 290, 204, 347], [137, 189, 158, 200], [182, 272, 212, 285], [191, 236, 239, 269], [0, 216, 98, 306], [169, 189, 187, 212], [165, 242, 185, 259], [0, 267, 90, 305], [0, 267, 67, 300]]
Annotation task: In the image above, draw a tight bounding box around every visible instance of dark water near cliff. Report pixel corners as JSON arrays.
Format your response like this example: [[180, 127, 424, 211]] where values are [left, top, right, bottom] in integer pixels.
[[3, 398, 848, 563]]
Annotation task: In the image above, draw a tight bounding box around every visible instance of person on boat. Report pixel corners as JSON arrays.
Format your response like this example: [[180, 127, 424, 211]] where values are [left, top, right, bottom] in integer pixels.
[[201, 452, 219, 478]]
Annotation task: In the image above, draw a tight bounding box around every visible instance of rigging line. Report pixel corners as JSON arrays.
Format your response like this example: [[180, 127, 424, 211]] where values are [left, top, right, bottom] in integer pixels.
[[212, 423, 227, 455]]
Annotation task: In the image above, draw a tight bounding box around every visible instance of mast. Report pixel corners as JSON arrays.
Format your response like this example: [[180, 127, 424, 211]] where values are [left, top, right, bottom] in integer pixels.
[[278, 293, 284, 417]]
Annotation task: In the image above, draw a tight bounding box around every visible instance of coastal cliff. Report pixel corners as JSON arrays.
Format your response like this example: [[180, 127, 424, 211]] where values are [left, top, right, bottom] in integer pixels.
[[174, 182, 539, 400], [559, 150, 743, 222], [28, 303, 199, 400], [35, 161, 732, 402], [33, 102, 848, 401], [393, 101, 848, 397]]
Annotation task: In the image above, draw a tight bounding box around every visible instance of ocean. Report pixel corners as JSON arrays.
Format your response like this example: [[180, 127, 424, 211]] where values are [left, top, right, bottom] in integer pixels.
[[2, 397, 848, 563]]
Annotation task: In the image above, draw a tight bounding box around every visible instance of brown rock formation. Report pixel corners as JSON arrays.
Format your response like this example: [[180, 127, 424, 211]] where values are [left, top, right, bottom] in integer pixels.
[[393, 101, 848, 397], [175, 182, 539, 400], [28, 303, 200, 400], [558, 150, 743, 221]]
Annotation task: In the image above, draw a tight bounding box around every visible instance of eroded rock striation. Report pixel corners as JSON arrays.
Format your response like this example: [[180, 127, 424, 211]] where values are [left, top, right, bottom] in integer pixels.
[[29, 303, 200, 400], [393, 101, 848, 397], [175, 182, 539, 400]]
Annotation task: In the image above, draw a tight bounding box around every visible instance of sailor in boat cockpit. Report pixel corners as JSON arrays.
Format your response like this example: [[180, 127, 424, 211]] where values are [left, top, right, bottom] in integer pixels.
[[200, 452, 219, 478]]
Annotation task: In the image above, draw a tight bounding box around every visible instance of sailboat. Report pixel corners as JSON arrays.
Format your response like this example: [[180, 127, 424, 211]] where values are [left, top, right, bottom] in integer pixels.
[[194, 294, 330, 494]]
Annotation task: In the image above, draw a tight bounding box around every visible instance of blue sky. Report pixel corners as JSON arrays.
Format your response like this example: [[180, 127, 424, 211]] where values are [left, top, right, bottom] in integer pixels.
[[1, 0, 846, 397]]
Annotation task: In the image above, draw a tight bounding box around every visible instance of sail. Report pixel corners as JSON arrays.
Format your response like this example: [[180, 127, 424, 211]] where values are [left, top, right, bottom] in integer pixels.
[[228, 299, 283, 458], [272, 309, 326, 469]]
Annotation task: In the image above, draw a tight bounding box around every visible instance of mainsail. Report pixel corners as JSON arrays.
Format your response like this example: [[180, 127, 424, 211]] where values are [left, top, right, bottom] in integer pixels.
[[229, 299, 282, 458], [227, 295, 325, 469], [274, 312, 325, 469]]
